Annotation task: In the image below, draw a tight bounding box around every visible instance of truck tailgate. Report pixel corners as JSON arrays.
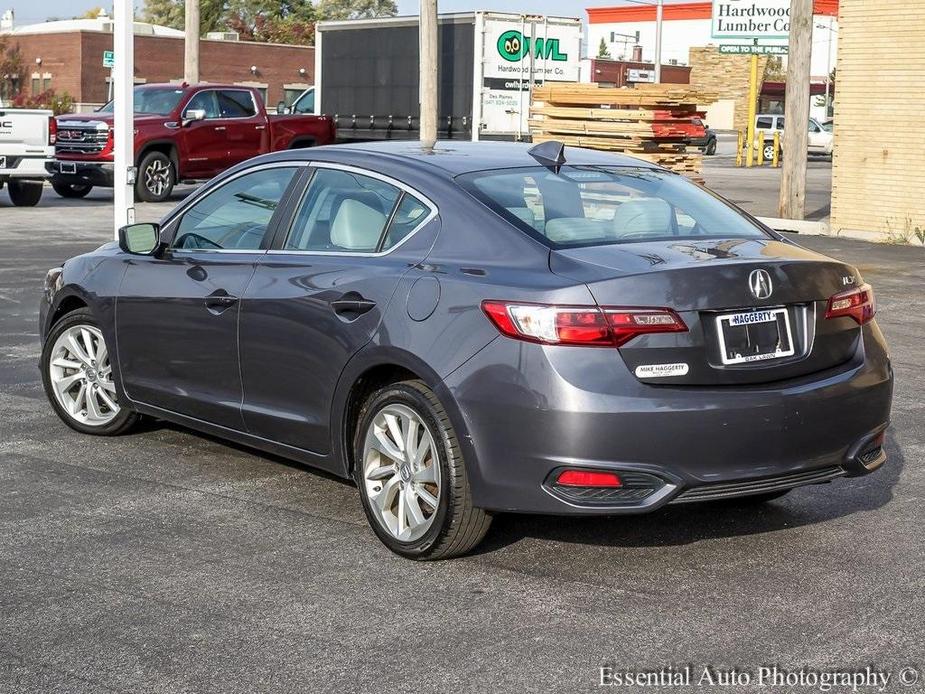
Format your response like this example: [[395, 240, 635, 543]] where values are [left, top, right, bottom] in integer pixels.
[[0, 109, 52, 155]]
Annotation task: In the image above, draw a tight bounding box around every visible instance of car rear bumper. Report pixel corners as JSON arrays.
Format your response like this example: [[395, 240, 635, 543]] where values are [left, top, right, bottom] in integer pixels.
[[47, 160, 114, 187], [443, 322, 893, 515], [1, 155, 51, 180]]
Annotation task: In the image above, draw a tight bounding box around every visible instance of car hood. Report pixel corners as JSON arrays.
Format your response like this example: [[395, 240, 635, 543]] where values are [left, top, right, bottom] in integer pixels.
[[56, 113, 167, 127]]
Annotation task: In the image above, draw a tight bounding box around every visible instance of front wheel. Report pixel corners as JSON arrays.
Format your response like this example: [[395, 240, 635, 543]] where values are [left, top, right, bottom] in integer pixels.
[[135, 151, 175, 203], [41, 309, 139, 436], [763, 143, 777, 161], [354, 380, 492, 560], [52, 180, 93, 198], [7, 180, 43, 206]]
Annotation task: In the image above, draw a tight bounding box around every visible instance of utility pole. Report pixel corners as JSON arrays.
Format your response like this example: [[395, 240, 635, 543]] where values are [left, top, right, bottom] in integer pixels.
[[113, 0, 134, 238], [653, 0, 663, 83], [778, 0, 812, 219], [419, 0, 438, 147], [184, 0, 200, 83]]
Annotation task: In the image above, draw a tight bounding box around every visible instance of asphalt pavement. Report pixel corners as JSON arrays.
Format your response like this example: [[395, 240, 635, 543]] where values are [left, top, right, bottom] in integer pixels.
[[0, 184, 922, 693]]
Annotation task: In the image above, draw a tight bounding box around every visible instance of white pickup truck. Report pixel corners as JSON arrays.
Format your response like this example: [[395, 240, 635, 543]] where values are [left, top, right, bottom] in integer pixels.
[[0, 106, 55, 206]]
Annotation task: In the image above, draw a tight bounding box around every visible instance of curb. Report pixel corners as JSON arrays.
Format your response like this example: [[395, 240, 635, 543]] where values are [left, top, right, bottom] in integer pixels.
[[757, 217, 829, 235]]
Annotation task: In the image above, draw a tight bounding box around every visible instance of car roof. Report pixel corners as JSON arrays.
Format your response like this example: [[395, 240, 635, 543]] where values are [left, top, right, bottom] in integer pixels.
[[271, 140, 660, 177]]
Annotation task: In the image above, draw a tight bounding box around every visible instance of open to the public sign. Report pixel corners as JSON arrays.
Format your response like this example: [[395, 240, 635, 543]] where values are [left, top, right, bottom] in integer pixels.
[[711, 0, 791, 40], [716, 308, 795, 365]]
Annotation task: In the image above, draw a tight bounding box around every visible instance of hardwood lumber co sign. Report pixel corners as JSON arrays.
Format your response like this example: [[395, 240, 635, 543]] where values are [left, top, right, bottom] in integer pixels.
[[711, 0, 791, 40]]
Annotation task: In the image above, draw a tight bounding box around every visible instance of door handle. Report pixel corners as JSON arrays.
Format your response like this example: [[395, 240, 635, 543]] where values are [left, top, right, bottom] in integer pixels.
[[204, 294, 238, 314], [255, 125, 266, 130], [214, 126, 227, 131], [330, 295, 376, 319]]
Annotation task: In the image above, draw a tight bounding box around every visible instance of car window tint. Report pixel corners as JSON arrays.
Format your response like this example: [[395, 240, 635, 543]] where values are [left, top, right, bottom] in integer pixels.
[[217, 90, 257, 118], [756, 116, 773, 129], [185, 90, 219, 118], [284, 168, 401, 252], [174, 167, 297, 250], [458, 166, 768, 248], [381, 193, 430, 251]]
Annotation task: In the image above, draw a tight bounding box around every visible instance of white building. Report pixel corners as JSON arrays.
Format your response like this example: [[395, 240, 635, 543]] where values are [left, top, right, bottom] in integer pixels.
[[587, 0, 839, 118]]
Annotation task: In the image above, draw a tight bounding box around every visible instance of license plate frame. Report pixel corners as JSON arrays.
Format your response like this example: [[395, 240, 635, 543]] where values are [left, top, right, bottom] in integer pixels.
[[716, 307, 795, 365]]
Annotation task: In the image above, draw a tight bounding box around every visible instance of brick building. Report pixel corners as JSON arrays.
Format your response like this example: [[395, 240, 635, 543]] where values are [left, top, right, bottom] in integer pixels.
[[1, 15, 315, 112]]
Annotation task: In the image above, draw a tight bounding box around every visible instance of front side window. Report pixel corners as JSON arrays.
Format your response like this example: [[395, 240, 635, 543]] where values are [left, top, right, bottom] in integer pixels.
[[174, 167, 297, 250], [218, 90, 257, 118], [756, 116, 774, 129], [284, 168, 403, 252], [457, 166, 769, 249], [292, 89, 315, 114], [184, 90, 220, 119]]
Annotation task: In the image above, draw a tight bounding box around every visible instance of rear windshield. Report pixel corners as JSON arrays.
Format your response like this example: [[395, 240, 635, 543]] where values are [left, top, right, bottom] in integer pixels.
[[456, 166, 769, 249], [98, 87, 185, 116]]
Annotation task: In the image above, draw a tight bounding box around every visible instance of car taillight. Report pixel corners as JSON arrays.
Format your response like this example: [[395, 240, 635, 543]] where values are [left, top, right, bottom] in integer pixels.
[[825, 283, 875, 325], [481, 301, 687, 347], [48, 116, 57, 145], [556, 470, 622, 487]]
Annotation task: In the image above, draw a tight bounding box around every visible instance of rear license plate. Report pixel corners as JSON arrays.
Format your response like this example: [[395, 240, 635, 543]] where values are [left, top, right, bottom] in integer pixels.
[[716, 308, 795, 365], [61, 162, 77, 174]]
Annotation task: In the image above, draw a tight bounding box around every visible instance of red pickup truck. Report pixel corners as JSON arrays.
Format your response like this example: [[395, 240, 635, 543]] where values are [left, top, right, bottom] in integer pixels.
[[47, 83, 335, 202]]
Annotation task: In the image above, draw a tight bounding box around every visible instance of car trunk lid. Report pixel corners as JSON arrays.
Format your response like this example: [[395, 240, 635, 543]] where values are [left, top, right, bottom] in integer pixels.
[[550, 237, 864, 385]]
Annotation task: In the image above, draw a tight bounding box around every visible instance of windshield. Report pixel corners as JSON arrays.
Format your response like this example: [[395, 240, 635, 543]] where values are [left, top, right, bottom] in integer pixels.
[[98, 86, 185, 116], [457, 166, 769, 248]]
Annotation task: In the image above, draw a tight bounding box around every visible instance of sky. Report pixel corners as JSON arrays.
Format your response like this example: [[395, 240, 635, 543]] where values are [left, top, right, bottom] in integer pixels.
[[3, 0, 694, 27]]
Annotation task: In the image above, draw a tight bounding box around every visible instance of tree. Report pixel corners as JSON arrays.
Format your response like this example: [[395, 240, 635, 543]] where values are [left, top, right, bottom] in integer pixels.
[[0, 35, 25, 105], [142, 0, 226, 34], [77, 7, 108, 19], [597, 37, 612, 60], [315, 0, 397, 21], [224, 0, 316, 44]]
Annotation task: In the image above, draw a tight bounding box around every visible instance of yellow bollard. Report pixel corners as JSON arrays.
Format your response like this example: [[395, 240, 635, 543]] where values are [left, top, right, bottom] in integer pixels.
[[757, 129, 765, 166], [772, 131, 780, 167], [736, 130, 744, 167], [745, 54, 758, 168]]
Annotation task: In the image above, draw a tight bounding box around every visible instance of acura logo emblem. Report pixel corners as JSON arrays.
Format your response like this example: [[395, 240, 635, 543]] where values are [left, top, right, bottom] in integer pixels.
[[748, 269, 773, 300]]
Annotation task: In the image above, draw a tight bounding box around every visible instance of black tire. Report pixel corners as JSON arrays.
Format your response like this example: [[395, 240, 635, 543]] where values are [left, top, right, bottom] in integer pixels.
[[354, 379, 492, 560], [41, 308, 140, 436], [52, 180, 93, 198], [134, 150, 175, 203], [705, 138, 717, 156], [7, 180, 43, 206]]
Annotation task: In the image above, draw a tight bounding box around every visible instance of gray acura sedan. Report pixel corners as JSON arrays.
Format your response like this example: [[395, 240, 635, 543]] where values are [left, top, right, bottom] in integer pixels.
[[39, 141, 893, 559]]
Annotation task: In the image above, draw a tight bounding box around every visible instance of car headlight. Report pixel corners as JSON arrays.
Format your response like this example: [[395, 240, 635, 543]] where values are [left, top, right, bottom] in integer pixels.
[[43, 267, 63, 303]]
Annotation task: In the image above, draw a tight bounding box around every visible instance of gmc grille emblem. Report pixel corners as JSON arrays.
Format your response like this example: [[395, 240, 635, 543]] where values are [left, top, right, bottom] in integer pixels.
[[748, 269, 773, 300]]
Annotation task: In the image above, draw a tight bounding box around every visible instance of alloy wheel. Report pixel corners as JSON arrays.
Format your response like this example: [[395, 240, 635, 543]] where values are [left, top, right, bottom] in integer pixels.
[[361, 403, 441, 542], [48, 324, 120, 427], [144, 159, 171, 197]]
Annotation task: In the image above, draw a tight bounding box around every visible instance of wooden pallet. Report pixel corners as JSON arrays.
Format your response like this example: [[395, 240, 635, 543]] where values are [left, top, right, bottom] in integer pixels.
[[530, 83, 715, 177]]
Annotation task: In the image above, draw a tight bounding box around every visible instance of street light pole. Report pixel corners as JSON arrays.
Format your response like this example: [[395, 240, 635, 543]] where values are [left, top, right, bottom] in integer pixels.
[[113, 0, 134, 238], [654, 0, 663, 83]]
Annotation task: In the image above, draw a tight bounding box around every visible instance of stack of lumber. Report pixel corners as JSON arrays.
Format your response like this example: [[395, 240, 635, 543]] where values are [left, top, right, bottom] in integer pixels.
[[530, 83, 717, 178]]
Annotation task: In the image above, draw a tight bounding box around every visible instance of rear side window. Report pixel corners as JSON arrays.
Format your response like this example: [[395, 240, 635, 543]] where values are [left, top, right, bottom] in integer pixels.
[[457, 166, 768, 249], [381, 194, 429, 251], [217, 90, 257, 118]]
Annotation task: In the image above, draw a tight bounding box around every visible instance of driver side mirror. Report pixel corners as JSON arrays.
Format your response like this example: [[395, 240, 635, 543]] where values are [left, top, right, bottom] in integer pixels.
[[119, 223, 162, 256], [181, 108, 206, 127]]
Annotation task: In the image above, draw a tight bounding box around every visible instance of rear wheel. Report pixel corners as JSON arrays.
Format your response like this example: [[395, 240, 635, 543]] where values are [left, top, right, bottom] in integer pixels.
[[135, 151, 175, 203], [41, 309, 139, 436], [7, 180, 43, 206], [52, 180, 93, 198], [354, 380, 491, 560]]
